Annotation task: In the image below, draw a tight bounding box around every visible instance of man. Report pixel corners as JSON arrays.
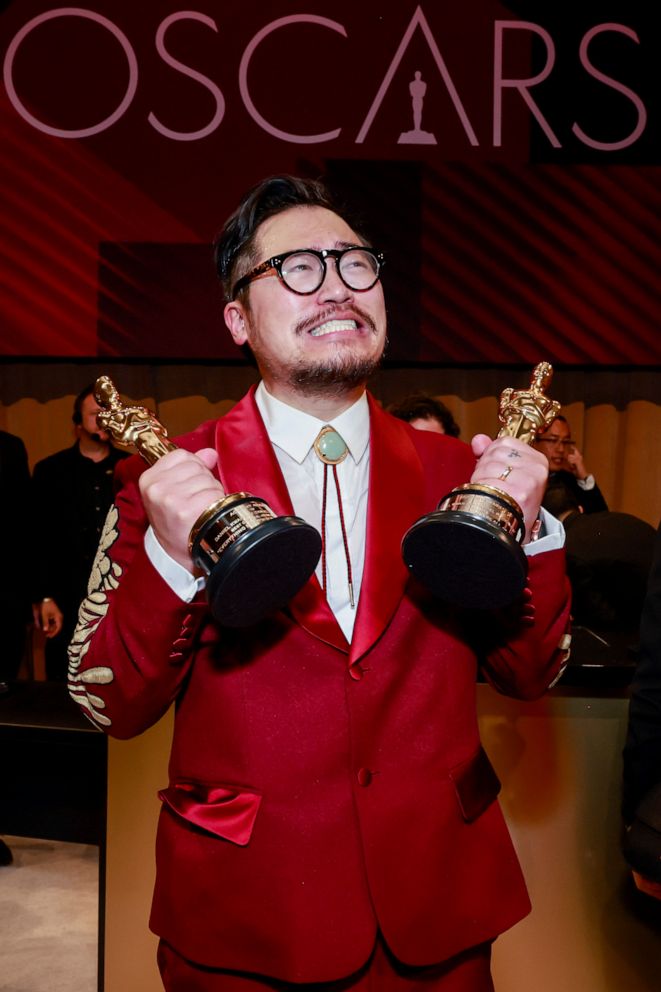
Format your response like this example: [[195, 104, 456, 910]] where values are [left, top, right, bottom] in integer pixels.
[[0, 429, 31, 688], [68, 175, 570, 990], [389, 393, 461, 437], [534, 414, 608, 513], [0, 429, 32, 867], [32, 385, 129, 681], [542, 474, 655, 634]]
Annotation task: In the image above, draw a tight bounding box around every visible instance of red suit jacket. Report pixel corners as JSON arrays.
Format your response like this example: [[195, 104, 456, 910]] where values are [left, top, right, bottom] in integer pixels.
[[69, 389, 570, 984]]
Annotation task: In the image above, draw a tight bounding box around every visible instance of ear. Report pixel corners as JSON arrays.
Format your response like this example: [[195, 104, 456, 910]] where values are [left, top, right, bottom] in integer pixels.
[[224, 300, 248, 346]]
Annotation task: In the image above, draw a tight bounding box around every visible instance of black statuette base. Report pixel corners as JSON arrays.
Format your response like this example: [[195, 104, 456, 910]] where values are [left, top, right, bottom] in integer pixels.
[[402, 510, 528, 610], [191, 497, 321, 627]]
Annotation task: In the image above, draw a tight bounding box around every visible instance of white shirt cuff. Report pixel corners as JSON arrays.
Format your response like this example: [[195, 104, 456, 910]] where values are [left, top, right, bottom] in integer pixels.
[[577, 474, 595, 490], [523, 507, 565, 557], [144, 526, 206, 602]]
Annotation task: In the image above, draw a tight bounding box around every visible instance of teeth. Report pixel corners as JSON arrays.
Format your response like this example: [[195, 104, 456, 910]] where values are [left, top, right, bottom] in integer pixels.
[[310, 320, 357, 337]]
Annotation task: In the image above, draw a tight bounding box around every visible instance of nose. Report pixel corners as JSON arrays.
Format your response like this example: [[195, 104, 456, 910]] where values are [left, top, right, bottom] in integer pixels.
[[317, 258, 353, 303]]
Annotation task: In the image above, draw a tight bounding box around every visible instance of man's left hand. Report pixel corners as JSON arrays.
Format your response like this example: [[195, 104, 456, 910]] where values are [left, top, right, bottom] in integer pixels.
[[470, 435, 548, 544]]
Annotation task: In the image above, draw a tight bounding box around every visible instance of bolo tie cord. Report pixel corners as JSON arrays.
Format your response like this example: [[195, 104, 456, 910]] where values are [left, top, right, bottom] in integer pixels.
[[316, 426, 354, 610], [320, 462, 354, 609]]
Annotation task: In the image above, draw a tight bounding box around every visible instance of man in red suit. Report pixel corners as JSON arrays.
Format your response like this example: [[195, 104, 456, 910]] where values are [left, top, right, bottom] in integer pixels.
[[68, 176, 570, 990]]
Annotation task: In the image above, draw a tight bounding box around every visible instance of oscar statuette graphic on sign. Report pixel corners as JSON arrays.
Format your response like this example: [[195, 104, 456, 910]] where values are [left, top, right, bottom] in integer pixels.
[[401, 363, 560, 609], [94, 377, 321, 627]]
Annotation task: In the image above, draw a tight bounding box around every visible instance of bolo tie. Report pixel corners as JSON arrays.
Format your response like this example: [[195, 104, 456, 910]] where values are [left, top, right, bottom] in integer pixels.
[[313, 425, 354, 609]]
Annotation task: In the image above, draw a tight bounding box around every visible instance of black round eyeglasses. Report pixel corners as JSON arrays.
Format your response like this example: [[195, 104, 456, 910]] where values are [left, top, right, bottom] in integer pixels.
[[231, 247, 385, 300]]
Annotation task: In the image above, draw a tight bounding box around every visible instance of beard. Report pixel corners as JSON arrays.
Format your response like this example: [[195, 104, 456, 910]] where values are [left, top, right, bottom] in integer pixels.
[[246, 302, 387, 397], [287, 349, 385, 396], [83, 428, 109, 445]]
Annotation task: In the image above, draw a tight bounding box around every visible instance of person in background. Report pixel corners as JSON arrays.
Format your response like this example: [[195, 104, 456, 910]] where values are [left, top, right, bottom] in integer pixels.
[[31, 385, 129, 681], [388, 392, 461, 437], [622, 521, 661, 900], [67, 174, 570, 991], [0, 429, 31, 688], [534, 413, 608, 514], [0, 429, 32, 867]]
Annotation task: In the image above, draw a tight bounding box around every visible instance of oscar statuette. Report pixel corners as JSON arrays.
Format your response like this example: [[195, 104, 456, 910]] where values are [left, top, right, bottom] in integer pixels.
[[401, 363, 560, 609], [94, 377, 322, 627]]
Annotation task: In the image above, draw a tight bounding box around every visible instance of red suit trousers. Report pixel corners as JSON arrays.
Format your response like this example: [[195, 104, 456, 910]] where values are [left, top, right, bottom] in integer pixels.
[[157, 936, 494, 992]]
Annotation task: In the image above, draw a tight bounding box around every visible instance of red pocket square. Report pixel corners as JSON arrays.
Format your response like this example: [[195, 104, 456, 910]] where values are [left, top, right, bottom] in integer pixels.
[[158, 781, 262, 846]]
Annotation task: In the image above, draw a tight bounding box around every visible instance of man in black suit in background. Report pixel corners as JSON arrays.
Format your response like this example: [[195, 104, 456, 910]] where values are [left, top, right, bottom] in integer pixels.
[[32, 385, 129, 681], [0, 429, 32, 865], [534, 414, 608, 514], [0, 429, 31, 686]]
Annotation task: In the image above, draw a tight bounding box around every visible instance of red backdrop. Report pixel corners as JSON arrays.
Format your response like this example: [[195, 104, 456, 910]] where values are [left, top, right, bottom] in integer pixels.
[[1, 1, 659, 363]]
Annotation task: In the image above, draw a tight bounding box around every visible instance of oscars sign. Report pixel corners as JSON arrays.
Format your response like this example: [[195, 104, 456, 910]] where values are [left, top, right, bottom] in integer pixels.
[[94, 377, 321, 627], [402, 363, 560, 609]]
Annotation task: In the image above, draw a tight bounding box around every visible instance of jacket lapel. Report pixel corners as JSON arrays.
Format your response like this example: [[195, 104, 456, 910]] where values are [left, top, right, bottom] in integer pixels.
[[214, 386, 294, 518], [348, 396, 426, 670], [215, 387, 348, 653]]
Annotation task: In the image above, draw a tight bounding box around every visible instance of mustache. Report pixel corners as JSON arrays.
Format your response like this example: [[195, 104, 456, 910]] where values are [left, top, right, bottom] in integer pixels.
[[294, 303, 378, 337]]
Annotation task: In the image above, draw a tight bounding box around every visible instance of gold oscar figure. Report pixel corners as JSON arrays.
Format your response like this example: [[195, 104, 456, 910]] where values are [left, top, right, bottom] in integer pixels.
[[95, 377, 321, 627], [401, 363, 560, 609]]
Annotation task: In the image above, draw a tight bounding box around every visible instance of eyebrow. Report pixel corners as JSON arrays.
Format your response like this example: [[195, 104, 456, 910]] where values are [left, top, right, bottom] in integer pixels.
[[306, 239, 364, 251]]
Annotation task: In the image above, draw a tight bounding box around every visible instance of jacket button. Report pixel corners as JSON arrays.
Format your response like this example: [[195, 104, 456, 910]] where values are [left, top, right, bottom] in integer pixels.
[[349, 664, 363, 681], [357, 768, 372, 787]]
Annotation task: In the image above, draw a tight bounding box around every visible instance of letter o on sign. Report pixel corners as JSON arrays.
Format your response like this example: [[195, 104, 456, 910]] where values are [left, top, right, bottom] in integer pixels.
[[3, 7, 139, 138]]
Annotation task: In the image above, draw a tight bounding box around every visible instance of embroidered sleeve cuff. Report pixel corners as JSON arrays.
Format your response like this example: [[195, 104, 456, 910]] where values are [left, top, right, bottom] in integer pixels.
[[144, 527, 206, 602], [524, 507, 565, 557]]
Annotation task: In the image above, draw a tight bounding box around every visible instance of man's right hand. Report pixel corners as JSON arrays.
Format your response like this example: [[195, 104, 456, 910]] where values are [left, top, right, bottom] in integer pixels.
[[138, 448, 225, 573], [34, 599, 63, 638], [566, 445, 588, 480]]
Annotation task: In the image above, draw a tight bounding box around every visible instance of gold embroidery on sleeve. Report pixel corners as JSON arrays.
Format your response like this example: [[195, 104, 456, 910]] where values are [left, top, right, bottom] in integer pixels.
[[68, 504, 123, 727]]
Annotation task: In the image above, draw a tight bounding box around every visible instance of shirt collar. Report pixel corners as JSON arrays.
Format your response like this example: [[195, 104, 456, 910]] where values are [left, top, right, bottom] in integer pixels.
[[254, 381, 370, 466]]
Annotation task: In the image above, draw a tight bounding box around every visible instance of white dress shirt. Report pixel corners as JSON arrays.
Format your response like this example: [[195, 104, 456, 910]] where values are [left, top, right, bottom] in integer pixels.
[[254, 383, 370, 640], [577, 474, 596, 491], [145, 383, 564, 640]]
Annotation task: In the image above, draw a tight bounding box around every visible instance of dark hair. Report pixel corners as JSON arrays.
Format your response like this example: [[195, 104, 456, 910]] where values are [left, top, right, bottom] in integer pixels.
[[542, 471, 582, 518], [213, 174, 365, 301], [540, 413, 569, 433], [388, 393, 461, 438], [72, 384, 96, 425]]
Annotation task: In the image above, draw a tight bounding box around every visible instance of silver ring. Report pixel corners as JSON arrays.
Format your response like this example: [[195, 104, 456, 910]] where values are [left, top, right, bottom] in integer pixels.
[[499, 465, 514, 481]]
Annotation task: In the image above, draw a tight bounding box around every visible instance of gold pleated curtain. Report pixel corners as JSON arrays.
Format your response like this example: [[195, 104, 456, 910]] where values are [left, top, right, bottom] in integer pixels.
[[1, 364, 660, 528]]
